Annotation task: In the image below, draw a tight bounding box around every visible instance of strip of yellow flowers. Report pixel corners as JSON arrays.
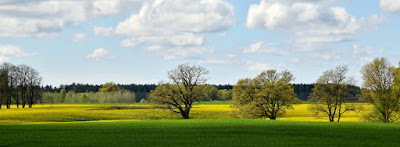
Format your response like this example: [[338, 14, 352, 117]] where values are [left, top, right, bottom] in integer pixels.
[[0, 104, 371, 124]]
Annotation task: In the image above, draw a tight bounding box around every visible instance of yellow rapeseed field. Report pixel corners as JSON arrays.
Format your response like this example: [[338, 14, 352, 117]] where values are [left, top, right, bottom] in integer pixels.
[[0, 103, 371, 124], [280, 104, 372, 122]]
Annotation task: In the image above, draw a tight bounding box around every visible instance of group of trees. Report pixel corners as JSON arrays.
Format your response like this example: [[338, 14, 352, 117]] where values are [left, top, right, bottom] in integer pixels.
[[42, 83, 358, 103], [3, 57, 398, 123], [43, 83, 155, 102], [42, 83, 234, 102], [43, 82, 136, 104], [0, 63, 42, 109], [149, 58, 400, 123], [202, 85, 232, 101]]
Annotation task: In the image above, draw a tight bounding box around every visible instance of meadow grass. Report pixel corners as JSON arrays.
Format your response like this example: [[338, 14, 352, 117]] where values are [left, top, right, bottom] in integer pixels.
[[0, 103, 371, 124], [0, 119, 399, 146]]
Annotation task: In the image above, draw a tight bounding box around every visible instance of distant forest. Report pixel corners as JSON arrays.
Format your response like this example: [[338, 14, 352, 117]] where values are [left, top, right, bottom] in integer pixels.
[[42, 83, 361, 102]]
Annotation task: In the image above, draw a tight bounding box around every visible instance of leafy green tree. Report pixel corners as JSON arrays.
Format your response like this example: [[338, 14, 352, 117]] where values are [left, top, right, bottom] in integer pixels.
[[148, 64, 209, 119], [218, 89, 232, 101], [204, 85, 219, 101], [361, 57, 400, 123], [99, 82, 119, 92], [60, 89, 66, 103], [309, 65, 356, 122], [81, 93, 89, 103], [232, 69, 298, 120], [139, 98, 147, 104]]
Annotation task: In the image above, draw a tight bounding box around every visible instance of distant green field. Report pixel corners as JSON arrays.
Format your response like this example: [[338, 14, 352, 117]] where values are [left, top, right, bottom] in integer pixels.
[[0, 119, 399, 146]]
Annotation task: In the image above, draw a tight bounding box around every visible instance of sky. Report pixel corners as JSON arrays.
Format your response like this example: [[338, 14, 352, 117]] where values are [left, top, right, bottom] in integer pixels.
[[0, 0, 400, 87]]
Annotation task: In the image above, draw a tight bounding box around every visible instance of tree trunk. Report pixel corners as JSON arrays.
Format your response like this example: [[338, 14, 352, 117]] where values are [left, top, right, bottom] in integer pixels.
[[181, 110, 190, 119], [16, 96, 19, 108], [329, 115, 334, 122], [269, 113, 277, 120], [6, 96, 11, 109]]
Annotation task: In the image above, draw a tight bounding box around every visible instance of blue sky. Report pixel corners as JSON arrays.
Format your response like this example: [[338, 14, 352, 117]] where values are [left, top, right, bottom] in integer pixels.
[[0, 0, 399, 87]]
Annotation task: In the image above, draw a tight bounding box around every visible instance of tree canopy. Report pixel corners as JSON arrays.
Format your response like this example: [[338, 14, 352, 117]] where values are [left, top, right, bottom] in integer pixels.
[[99, 82, 120, 92], [309, 65, 356, 122], [361, 57, 400, 123], [232, 69, 299, 120], [148, 64, 209, 119]]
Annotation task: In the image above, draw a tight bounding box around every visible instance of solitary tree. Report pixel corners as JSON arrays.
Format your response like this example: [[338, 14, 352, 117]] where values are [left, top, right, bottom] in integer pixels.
[[232, 69, 298, 120], [361, 57, 400, 123], [309, 65, 356, 122], [148, 64, 209, 119]]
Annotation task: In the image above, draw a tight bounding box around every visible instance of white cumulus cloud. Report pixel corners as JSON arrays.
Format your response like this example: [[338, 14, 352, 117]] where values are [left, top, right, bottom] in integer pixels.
[[162, 46, 214, 60], [246, 0, 384, 51], [73, 33, 89, 42], [352, 44, 384, 64], [245, 61, 287, 71], [0, 44, 37, 57], [198, 59, 231, 65], [0, 0, 143, 38], [380, 0, 400, 12], [86, 48, 115, 61], [94, 26, 114, 37], [116, 0, 234, 59], [243, 41, 287, 55], [0, 56, 9, 63]]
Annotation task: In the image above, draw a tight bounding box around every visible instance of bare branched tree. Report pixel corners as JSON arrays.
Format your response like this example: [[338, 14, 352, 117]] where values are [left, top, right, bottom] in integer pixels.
[[148, 64, 209, 119], [309, 65, 356, 122], [0, 63, 42, 109]]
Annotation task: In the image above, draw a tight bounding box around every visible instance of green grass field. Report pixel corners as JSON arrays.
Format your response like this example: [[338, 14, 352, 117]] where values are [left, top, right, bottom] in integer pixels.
[[1, 119, 400, 146]]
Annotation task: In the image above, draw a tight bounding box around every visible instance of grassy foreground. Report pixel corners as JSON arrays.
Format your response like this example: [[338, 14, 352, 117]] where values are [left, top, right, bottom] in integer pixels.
[[0, 119, 399, 146]]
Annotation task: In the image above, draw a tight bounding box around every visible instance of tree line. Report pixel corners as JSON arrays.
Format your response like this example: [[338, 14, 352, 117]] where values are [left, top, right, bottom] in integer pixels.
[[42, 82, 359, 102], [2, 57, 397, 123], [0, 63, 42, 109], [42, 82, 136, 104], [148, 58, 400, 123]]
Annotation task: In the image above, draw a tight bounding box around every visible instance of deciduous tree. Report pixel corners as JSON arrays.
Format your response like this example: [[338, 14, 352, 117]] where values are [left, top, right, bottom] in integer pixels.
[[232, 69, 298, 120], [99, 82, 120, 92], [148, 64, 209, 119], [60, 89, 66, 103], [218, 89, 232, 101], [309, 65, 356, 122], [361, 57, 400, 123], [204, 85, 218, 101]]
